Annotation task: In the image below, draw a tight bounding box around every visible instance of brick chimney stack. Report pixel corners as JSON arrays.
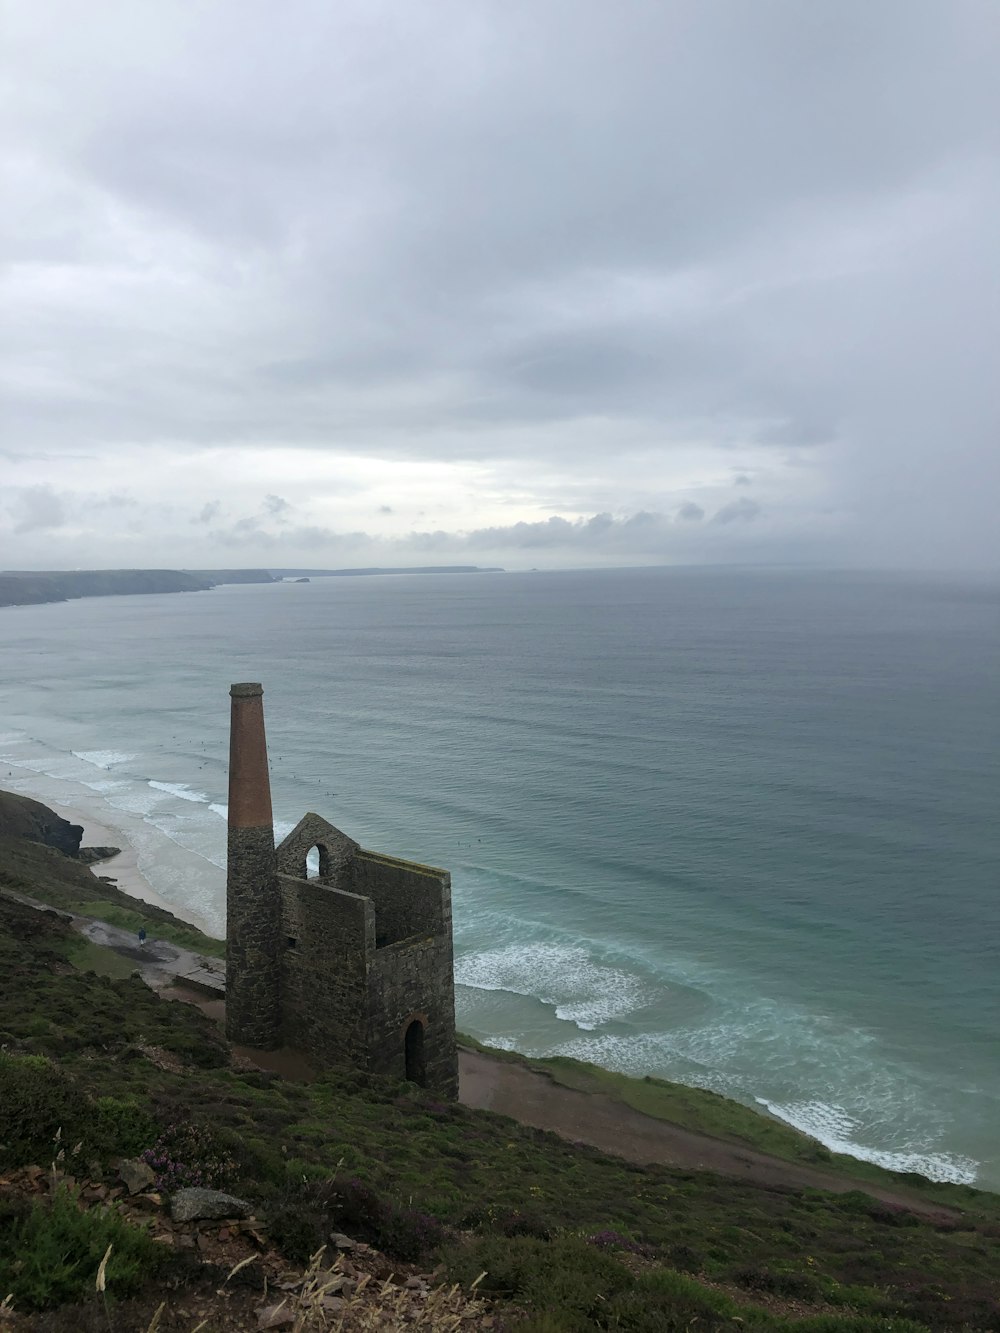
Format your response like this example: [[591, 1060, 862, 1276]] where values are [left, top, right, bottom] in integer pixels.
[[226, 682, 281, 1048]]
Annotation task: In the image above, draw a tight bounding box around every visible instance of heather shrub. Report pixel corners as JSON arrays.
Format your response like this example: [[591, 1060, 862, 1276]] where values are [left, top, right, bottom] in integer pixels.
[[462, 1203, 554, 1240], [92, 1096, 157, 1158], [0, 1056, 158, 1171], [0, 1053, 91, 1168], [0, 1185, 163, 1310], [733, 1265, 825, 1302], [444, 1234, 633, 1321], [605, 1267, 745, 1331], [791, 1320, 930, 1333], [267, 1174, 447, 1264], [140, 1120, 237, 1191], [586, 1227, 652, 1256]]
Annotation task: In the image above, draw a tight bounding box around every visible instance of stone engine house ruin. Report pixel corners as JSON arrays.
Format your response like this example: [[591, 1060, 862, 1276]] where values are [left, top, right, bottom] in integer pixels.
[[225, 682, 458, 1099]]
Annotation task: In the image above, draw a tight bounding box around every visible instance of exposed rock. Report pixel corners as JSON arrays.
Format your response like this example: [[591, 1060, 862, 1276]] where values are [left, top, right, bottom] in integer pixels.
[[118, 1158, 156, 1194], [255, 1303, 295, 1329], [330, 1231, 356, 1249], [170, 1187, 252, 1222], [78, 845, 122, 865], [0, 790, 83, 856]]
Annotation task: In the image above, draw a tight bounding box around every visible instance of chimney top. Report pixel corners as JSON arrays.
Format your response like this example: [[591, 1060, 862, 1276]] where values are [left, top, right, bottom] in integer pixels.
[[230, 682, 263, 698]]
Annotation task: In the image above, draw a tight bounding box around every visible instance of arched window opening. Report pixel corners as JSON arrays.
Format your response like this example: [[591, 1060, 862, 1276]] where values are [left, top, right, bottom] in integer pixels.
[[404, 1020, 427, 1086], [305, 844, 329, 879]]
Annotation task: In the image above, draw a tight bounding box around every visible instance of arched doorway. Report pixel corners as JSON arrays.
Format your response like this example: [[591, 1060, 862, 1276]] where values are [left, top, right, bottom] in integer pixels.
[[404, 1019, 427, 1086]]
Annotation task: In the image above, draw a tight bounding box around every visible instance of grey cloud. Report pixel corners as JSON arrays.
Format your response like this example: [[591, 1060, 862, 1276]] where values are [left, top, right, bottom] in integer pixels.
[[194, 501, 221, 524], [756, 416, 839, 448], [733, 474, 752, 487], [677, 502, 706, 521], [11, 486, 68, 534], [712, 498, 761, 524], [263, 494, 291, 520], [2, 0, 998, 568], [409, 510, 673, 553]]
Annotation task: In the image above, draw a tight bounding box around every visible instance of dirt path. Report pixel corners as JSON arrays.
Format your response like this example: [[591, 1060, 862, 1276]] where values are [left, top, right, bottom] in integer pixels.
[[458, 1048, 958, 1220]]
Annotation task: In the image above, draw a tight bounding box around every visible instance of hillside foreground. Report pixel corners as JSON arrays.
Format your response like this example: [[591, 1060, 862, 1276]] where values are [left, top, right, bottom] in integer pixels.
[[1, 805, 999, 1330]]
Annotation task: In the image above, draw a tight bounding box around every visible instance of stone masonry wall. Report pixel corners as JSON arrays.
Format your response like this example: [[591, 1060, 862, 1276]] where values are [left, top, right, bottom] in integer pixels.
[[349, 852, 447, 947], [278, 874, 373, 1067], [276, 813, 360, 883], [226, 826, 282, 1048], [368, 935, 459, 1099]]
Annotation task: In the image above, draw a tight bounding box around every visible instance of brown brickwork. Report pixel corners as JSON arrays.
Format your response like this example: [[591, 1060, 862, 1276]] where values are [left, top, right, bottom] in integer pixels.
[[226, 684, 281, 1048]]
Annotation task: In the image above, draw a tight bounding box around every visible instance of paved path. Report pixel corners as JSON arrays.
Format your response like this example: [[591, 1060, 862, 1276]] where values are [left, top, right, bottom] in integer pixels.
[[2, 888, 225, 995], [78, 916, 226, 995]]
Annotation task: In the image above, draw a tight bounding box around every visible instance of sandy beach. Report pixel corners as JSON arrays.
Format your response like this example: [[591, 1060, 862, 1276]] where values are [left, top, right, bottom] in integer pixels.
[[48, 798, 221, 939]]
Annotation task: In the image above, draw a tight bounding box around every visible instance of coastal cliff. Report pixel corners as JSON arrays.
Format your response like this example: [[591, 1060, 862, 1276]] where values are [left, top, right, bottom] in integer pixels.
[[0, 793, 998, 1329], [0, 569, 211, 608], [0, 790, 84, 856], [185, 568, 277, 585]]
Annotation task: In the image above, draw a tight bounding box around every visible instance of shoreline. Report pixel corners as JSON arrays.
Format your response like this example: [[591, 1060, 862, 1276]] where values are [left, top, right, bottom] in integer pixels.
[[8, 795, 994, 1199], [14, 794, 990, 1193], [48, 798, 220, 940]]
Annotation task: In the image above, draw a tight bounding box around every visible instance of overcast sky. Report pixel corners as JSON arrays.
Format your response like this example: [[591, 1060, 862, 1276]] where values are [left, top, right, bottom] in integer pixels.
[[2, 1, 998, 571]]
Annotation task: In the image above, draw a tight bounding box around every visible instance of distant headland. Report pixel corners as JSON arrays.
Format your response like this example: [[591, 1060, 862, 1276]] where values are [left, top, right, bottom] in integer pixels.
[[0, 565, 504, 608]]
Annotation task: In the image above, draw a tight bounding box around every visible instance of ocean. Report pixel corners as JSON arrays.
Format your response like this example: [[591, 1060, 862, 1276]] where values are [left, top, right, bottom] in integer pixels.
[[1, 567, 997, 1186]]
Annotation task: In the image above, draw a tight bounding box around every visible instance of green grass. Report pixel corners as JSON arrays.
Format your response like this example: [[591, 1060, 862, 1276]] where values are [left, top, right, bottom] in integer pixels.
[[73, 899, 225, 958], [458, 1035, 1000, 1218], [54, 933, 139, 980], [0, 1185, 165, 1311], [0, 834, 223, 958], [2, 892, 999, 1330]]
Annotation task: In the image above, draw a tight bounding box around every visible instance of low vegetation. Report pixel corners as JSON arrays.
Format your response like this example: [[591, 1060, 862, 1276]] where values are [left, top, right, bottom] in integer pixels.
[[1, 883, 998, 1328], [0, 1186, 165, 1312], [0, 832, 225, 957]]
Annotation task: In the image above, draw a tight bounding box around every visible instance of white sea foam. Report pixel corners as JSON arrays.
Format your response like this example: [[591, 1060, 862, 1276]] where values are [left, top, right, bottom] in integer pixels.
[[758, 1098, 979, 1184], [455, 942, 653, 1030], [209, 803, 228, 820], [73, 750, 136, 769], [148, 780, 210, 803]]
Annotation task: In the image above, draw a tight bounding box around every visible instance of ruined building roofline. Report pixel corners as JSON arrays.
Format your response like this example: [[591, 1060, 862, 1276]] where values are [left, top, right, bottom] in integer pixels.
[[354, 848, 450, 880], [226, 681, 458, 1097]]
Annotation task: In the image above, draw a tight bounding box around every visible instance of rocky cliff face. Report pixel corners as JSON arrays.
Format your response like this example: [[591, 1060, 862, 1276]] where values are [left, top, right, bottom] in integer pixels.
[[0, 570, 212, 608], [186, 569, 277, 585], [0, 791, 83, 856]]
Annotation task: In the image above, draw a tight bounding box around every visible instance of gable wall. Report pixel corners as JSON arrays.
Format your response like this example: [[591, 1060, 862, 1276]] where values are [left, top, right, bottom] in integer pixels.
[[275, 813, 360, 882]]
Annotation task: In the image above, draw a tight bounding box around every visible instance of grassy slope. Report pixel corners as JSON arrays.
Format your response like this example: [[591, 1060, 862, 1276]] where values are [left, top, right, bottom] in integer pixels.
[[0, 834, 991, 1209], [0, 834, 225, 957], [2, 893, 1000, 1330], [459, 1037, 998, 1218]]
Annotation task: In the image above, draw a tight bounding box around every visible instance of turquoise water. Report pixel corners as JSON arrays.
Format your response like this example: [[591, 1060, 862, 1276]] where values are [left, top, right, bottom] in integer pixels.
[[1, 568, 997, 1185]]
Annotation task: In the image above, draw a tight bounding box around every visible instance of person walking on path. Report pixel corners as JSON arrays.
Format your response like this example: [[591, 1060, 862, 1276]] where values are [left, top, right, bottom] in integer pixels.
[[138, 926, 147, 949]]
